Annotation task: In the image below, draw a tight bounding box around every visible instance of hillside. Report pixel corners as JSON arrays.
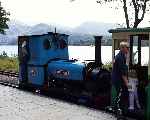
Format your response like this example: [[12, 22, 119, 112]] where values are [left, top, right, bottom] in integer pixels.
[[0, 20, 114, 45]]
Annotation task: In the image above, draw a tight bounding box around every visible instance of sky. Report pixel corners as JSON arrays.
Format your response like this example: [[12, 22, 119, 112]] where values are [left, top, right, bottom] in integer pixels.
[[1, 0, 150, 28]]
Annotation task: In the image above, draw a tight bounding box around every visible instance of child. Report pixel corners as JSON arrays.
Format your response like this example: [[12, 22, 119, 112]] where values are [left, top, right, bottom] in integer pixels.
[[128, 69, 141, 111]]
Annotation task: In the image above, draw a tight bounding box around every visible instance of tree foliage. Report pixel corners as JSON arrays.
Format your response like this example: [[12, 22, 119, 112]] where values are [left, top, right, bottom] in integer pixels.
[[0, 1, 9, 34], [97, 0, 150, 28]]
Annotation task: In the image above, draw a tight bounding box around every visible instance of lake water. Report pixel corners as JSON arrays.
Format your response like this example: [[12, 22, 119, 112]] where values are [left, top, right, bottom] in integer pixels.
[[0, 45, 149, 65]]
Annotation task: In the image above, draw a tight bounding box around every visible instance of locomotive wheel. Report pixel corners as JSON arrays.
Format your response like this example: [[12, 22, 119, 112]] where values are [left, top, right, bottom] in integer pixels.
[[96, 70, 111, 94], [48, 75, 57, 88], [84, 80, 98, 93], [19, 81, 28, 89]]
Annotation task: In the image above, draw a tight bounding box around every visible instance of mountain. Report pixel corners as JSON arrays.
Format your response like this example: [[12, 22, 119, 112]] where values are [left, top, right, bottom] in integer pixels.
[[72, 22, 115, 35], [0, 20, 115, 45], [6, 20, 31, 35], [0, 20, 31, 44]]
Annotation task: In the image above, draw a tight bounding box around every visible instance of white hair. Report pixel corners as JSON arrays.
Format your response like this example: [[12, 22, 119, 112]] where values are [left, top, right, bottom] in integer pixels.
[[120, 41, 129, 48]]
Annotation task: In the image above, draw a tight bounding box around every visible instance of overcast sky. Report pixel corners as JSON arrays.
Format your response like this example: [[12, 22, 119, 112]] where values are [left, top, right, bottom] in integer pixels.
[[1, 0, 150, 28]]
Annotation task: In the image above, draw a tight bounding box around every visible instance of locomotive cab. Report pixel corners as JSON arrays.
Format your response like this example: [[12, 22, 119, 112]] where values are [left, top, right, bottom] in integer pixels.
[[18, 32, 69, 88], [109, 28, 150, 119]]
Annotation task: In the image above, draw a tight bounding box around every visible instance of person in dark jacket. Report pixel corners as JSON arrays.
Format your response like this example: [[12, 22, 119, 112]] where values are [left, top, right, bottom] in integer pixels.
[[19, 41, 29, 85], [111, 41, 129, 112]]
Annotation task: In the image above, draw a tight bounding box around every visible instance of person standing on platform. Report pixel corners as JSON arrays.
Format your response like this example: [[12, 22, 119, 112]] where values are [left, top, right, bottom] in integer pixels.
[[111, 41, 129, 112]]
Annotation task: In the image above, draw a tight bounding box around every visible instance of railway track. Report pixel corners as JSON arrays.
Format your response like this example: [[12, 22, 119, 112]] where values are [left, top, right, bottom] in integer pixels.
[[0, 70, 19, 88], [0, 70, 139, 120], [0, 70, 108, 111], [0, 70, 118, 120]]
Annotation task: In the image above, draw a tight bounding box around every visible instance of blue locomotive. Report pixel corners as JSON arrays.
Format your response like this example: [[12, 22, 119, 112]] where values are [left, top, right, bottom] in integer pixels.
[[18, 32, 111, 102]]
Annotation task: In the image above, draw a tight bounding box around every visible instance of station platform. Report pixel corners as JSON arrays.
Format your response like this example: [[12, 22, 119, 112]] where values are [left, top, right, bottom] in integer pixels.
[[0, 85, 117, 120]]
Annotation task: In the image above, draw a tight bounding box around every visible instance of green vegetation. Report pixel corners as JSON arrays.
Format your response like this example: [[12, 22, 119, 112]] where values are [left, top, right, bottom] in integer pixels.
[[0, 1, 10, 34], [0, 51, 19, 72], [102, 62, 112, 72]]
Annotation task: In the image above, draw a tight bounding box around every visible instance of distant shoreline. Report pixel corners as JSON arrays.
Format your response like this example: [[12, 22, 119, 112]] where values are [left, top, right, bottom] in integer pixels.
[[0, 44, 112, 46]]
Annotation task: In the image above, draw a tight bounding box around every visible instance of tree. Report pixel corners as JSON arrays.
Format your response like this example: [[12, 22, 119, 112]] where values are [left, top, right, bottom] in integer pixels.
[[97, 0, 150, 28], [0, 1, 9, 34]]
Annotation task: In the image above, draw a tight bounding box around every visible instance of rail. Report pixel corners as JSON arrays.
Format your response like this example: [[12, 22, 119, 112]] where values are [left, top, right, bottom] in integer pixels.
[[0, 70, 19, 88]]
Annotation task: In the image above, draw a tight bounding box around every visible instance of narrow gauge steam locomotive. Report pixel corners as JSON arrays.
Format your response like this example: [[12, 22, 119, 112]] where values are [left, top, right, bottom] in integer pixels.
[[18, 32, 111, 106]]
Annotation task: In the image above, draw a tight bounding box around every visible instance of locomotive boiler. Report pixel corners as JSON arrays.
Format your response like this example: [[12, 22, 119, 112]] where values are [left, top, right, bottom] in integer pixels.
[[18, 32, 111, 100]]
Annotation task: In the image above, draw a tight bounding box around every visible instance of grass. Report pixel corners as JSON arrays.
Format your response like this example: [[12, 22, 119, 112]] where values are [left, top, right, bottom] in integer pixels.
[[0, 52, 19, 72]]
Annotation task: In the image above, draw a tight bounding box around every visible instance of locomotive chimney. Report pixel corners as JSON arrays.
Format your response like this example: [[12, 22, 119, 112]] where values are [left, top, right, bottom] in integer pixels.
[[94, 36, 102, 67]]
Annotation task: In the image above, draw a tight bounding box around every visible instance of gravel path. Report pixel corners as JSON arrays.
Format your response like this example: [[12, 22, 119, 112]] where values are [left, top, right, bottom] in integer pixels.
[[0, 85, 117, 120]]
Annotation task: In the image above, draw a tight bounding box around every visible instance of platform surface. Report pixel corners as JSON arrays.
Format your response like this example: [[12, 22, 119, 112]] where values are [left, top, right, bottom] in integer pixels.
[[0, 85, 117, 120]]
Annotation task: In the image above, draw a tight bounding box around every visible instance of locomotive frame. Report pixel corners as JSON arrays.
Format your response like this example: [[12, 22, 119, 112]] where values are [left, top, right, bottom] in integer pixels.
[[18, 32, 111, 109]]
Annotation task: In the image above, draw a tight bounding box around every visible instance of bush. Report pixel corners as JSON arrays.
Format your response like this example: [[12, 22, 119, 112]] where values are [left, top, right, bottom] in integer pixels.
[[0, 51, 8, 59], [0, 56, 19, 72], [103, 62, 112, 72]]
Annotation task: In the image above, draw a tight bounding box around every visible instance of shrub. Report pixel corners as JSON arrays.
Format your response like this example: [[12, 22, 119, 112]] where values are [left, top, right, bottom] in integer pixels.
[[103, 62, 112, 72], [0, 57, 19, 72]]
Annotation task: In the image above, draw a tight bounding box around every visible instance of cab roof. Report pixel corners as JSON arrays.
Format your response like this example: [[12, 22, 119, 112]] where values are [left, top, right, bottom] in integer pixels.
[[109, 27, 150, 33]]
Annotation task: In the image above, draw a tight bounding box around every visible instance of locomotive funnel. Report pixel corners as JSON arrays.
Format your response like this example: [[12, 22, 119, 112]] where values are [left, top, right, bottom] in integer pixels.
[[94, 36, 102, 67]]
